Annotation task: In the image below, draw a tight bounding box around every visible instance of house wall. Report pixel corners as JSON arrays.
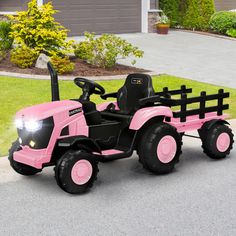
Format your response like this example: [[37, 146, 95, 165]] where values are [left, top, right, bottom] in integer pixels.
[[215, 0, 236, 11]]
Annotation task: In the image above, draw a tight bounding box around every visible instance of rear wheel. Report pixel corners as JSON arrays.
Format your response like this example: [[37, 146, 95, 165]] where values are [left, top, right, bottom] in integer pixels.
[[8, 140, 41, 176], [55, 150, 98, 194], [138, 123, 182, 174], [199, 123, 234, 159]]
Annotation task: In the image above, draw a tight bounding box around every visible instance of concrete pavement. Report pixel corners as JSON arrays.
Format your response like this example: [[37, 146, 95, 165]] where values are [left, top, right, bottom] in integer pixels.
[[0, 120, 236, 235], [73, 31, 236, 88]]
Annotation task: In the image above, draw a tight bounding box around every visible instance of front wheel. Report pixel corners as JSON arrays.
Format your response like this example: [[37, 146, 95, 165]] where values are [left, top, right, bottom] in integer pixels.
[[138, 123, 182, 174], [55, 150, 99, 194], [8, 140, 41, 176]]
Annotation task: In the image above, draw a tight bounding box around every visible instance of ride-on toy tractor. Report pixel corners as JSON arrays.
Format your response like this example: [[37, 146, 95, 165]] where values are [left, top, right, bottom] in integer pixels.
[[9, 62, 234, 194]]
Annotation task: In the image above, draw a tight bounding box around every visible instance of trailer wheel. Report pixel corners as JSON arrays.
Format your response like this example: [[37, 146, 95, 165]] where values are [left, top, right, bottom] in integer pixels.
[[8, 140, 41, 176], [55, 150, 98, 194], [138, 123, 182, 174], [199, 124, 234, 159]]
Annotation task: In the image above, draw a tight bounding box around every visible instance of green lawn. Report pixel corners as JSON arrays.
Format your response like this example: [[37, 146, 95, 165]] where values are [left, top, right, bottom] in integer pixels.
[[0, 74, 235, 157]]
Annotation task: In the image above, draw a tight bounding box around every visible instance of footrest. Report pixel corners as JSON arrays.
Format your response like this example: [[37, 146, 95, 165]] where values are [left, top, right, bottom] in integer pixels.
[[101, 149, 124, 155]]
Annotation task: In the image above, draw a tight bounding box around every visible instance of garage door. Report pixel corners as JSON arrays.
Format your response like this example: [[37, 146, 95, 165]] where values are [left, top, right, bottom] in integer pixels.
[[45, 0, 142, 36], [0, 0, 28, 11]]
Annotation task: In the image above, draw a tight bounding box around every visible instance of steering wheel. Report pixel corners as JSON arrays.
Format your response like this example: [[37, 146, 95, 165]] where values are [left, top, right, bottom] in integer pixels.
[[74, 77, 105, 101]]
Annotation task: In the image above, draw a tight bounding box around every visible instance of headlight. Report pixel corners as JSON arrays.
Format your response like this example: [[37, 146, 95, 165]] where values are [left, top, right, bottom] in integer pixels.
[[25, 120, 42, 132], [15, 119, 23, 129]]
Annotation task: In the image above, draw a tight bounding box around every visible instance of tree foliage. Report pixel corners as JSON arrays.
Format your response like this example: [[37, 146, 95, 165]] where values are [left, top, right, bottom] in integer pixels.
[[183, 0, 215, 30], [159, 0, 181, 27], [9, 0, 73, 56]]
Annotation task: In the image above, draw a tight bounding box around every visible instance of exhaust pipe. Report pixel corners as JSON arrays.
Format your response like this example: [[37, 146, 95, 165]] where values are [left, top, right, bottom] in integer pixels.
[[47, 62, 60, 101]]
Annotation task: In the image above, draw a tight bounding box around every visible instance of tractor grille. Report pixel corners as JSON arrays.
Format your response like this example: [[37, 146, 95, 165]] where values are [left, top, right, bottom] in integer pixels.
[[17, 117, 54, 149]]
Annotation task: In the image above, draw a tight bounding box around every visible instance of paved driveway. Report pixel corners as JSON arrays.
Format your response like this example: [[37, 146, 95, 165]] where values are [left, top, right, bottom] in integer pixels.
[[73, 31, 236, 88], [0, 121, 236, 235]]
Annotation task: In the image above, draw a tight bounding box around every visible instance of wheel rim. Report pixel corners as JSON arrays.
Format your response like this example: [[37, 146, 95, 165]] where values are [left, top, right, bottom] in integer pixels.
[[157, 135, 177, 163], [216, 133, 230, 152], [71, 160, 93, 185]]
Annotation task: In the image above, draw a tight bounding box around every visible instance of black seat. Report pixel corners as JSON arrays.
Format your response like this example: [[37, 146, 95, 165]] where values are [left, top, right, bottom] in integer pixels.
[[116, 73, 155, 114]]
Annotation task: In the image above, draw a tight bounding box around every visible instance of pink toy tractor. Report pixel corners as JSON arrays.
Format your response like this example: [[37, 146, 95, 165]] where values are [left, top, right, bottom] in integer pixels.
[[9, 62, 234, 194]]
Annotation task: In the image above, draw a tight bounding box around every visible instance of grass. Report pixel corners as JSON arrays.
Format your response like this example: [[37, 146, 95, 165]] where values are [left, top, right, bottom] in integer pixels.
[[0, 74, 236, 157]]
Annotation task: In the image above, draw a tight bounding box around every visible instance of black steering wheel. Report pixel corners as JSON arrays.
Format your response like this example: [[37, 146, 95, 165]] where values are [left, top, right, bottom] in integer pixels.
[[74, 77, 105, 101]]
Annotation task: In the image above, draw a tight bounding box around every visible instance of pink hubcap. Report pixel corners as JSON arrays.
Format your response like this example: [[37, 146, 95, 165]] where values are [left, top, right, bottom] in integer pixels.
[[216, 133, 230, 152], [157, 135, 177, 163], [71, 160, 93, 185]]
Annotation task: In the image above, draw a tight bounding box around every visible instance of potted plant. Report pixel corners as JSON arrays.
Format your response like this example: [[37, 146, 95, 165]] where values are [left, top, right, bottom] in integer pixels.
[[155, 12, 170, 35]]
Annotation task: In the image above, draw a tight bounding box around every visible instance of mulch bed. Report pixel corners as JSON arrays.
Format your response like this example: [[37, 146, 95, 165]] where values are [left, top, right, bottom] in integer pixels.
[[0, 53, 148, 76]]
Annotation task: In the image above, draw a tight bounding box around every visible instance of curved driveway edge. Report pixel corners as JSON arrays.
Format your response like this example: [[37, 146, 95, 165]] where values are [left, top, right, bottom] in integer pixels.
[[0, 71, 157, 81]]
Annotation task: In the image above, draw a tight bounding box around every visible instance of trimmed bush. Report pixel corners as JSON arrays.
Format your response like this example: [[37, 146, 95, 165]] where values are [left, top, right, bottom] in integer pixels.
[[10, 47, 38, 68], [209, 11, 236, 34], [74, 32, 143, 69], [183, 0, 215, 30], [0, 21, 13, 51], [51, 56, 75, 74], [159, 0, 181, 27], [227, 28, 236, 38], [9, 0, 73, 56]]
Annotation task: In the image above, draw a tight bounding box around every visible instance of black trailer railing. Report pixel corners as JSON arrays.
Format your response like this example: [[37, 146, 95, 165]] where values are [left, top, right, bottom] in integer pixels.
[[154, 86, 229, 122]]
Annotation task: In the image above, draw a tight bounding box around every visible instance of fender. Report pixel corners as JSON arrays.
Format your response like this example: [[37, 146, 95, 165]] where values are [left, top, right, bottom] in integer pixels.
[[58, 135, 101, 153], [203, 119, 230, 130], [129, 106, 173, 130]]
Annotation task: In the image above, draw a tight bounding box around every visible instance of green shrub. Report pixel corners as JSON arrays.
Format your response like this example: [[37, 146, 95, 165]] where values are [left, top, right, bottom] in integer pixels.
[[159, 0, 182, 27], [9, 0, 73, 56], [74, 32, 144, 69], [0, 21, 13, 51], [51, 56, 75, 74], [183, 0, 215, 30], [209, 11, 236, 34], [0, 50, 7, 62], [10, 46, 38, 68], [226, 28, 236, 38]]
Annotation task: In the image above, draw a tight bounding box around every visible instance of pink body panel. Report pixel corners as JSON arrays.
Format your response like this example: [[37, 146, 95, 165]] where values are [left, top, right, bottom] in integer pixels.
[[14, 146, 49, 169], [15, 100, 80, 121], [14, 100, 89, 169], [166, 112, 229, 132], [130, 106, 173, 130]]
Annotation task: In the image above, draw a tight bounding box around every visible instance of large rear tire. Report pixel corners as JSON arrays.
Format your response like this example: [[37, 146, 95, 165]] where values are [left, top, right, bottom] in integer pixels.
[[55, 150, 98, 194], [199, 123, 234, 159], [138, 123, 182, 174], [8, 140, 41, 176]]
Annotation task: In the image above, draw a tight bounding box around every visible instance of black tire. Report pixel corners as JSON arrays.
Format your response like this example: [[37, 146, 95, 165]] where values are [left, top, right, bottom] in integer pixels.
[[8, 140, 41, 176], [199, 123, 234, 159], [55, 150, 98, 194], [138, 123, 182, 174]]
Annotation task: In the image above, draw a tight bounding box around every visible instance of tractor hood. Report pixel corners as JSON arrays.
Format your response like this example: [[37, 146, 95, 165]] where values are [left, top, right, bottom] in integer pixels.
[[15, 100, 81, 121]]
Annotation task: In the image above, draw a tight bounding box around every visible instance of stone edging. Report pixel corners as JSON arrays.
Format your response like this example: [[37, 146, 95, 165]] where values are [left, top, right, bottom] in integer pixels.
[[0, 71, 157, 81], [175, 29, 236, 41]]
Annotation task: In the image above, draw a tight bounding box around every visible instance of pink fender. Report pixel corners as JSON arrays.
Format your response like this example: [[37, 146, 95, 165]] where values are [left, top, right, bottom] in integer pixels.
[[129, 106, 173, 130]]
